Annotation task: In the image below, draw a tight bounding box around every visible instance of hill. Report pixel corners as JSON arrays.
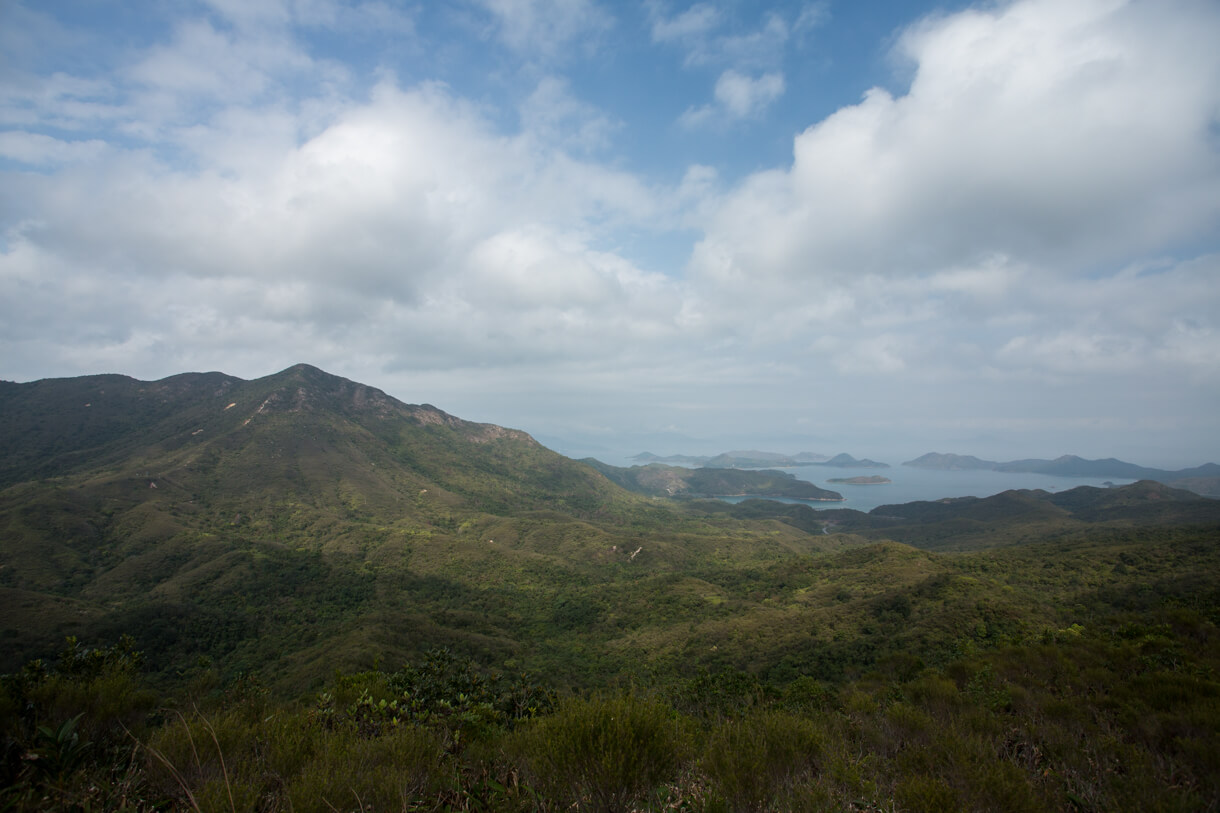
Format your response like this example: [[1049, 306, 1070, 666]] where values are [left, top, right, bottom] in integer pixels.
[[0, 363, 617, 515], [901, 452, 998, 470], [3, 367, 1215, 681], [2, 366, 1220, 810], [904, 451, 1220, 496], [820, 480, 1220, 551], [0, 365, 847, 684], [816, 453, 889, 468], [584, 460, 844, 501]]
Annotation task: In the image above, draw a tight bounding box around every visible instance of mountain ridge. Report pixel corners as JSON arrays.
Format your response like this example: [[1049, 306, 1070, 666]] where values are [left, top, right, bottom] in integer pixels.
[[817, 479, 1220, 550], [903, 452, 1220, 497], [0, 365, 846, 680], [3, 364, 1218, 688]]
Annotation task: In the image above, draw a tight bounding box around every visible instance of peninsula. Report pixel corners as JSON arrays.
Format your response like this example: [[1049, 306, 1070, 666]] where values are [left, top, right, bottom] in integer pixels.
[[587, 461, 844, 501]]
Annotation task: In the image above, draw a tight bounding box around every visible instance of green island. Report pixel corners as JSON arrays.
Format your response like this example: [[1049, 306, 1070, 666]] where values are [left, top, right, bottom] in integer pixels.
[[587, 460, 845, 501], [826, 475, 892, 485], [1, 365, 1218, 812]]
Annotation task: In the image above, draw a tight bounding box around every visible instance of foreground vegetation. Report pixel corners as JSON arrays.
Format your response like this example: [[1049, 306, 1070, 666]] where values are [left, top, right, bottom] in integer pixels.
[[3, 618, 1218, 811], [4, 522, 1218, 812]]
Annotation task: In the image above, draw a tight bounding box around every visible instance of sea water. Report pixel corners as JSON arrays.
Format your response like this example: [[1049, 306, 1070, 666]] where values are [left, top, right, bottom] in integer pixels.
[[714, 466, 1136, 513]]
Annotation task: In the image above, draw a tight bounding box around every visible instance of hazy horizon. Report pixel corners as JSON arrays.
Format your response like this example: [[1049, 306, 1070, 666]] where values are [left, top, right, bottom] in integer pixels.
[[2, 0, 1217, 470], [4, 361, 1212, 471], [533, 431, 1214, 473]]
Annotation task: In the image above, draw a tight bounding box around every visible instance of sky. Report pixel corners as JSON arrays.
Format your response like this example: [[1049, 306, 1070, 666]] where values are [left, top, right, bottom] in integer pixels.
[[1, 0, 1218, 468]]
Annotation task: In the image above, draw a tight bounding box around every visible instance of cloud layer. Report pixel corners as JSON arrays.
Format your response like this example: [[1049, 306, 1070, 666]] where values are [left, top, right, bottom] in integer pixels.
[[1, 0, 1218, 464]]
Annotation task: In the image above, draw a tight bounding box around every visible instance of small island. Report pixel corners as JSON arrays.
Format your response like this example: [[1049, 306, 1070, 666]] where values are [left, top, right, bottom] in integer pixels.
[[827, 475, 892, 485]]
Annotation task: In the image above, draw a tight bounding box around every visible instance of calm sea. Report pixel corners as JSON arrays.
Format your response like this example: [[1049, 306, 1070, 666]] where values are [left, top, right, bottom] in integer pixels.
[[710, 466, 1135, 513]]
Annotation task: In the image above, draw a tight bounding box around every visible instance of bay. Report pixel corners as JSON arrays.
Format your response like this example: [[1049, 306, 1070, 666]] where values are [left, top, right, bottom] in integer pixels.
[[717, 466, 1136, 513]]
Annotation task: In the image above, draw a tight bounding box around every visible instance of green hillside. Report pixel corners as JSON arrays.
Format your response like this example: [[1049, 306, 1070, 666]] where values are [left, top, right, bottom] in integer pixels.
[[0, 365, 844, 685], [585, 459, 844, 502], [1, 366, 1218, 811], [821, 480, 1220, 551]]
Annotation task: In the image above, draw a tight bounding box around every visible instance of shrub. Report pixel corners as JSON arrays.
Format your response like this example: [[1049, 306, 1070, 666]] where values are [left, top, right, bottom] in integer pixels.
[[145, 704, 448, 812], [513, 693, 690, 812], [286, 724, 447, 813], [0, 636, 160, 809], [895, 774, 959, 812], [701, 710, 823, 812]]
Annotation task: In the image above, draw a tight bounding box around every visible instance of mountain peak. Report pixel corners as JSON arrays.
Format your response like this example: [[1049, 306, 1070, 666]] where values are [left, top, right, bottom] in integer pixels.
[[248, 365, 401, 418]]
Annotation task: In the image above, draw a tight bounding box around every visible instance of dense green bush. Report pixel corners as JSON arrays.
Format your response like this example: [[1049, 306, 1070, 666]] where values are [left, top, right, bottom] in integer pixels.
[[287, 725, 446, 813], [513, 693, 690, 812], [3, 517, 1219, 811], [0, 637, 160, 811], [701, 709, 823, 811]]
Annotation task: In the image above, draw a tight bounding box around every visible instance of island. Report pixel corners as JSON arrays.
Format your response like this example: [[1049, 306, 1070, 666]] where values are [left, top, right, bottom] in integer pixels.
[[827, 475, 892, 485], [632, 450, 890, 469], [585, 461, 845, 502], [903, 452, 1220, 498]]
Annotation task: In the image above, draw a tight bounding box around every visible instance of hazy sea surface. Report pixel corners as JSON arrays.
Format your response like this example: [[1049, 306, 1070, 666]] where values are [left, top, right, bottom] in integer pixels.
[[706, 466, 1135, 513]]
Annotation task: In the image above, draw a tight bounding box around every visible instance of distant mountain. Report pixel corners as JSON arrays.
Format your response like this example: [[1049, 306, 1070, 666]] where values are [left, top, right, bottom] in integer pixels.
[[901, 452, 999, 470], [1167, 476, 1220, 499], [817, 453, 890, 469], [0, 363, 617, 515], [586, 460, 844, 502], [994, 455, 1164, 478], [705, 450, 807, 468], [631, 451, 713, 465], [632, 450, 815, 467], [629, 450, 885, 468], [902, 452, 1220, 497]]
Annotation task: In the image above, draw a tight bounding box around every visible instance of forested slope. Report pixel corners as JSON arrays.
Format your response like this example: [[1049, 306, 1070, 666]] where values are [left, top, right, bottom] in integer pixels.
[[1, 366, 1218, 810]]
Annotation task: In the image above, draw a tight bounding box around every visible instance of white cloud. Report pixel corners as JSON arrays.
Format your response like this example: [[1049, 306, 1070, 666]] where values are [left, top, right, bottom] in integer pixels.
[[475, 0, 614, 59], [650, 3, 789, 69], [1, 0, 1217, 462], [692, 0, 1220, 285], [200, 0, 294, 30], [810, 333, 908, 374], [0, 132, 109, 166], [651, 5, 799, 130], [713, 69, 784, 118], [466, 227, 620, 307], [680, 70, 785, 126], [793, 3, 829, 37], [518, 76, 619, 152], [198, 0, 414, 35], [0, 60, 688, 383], [650, 3, 720, 45]]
